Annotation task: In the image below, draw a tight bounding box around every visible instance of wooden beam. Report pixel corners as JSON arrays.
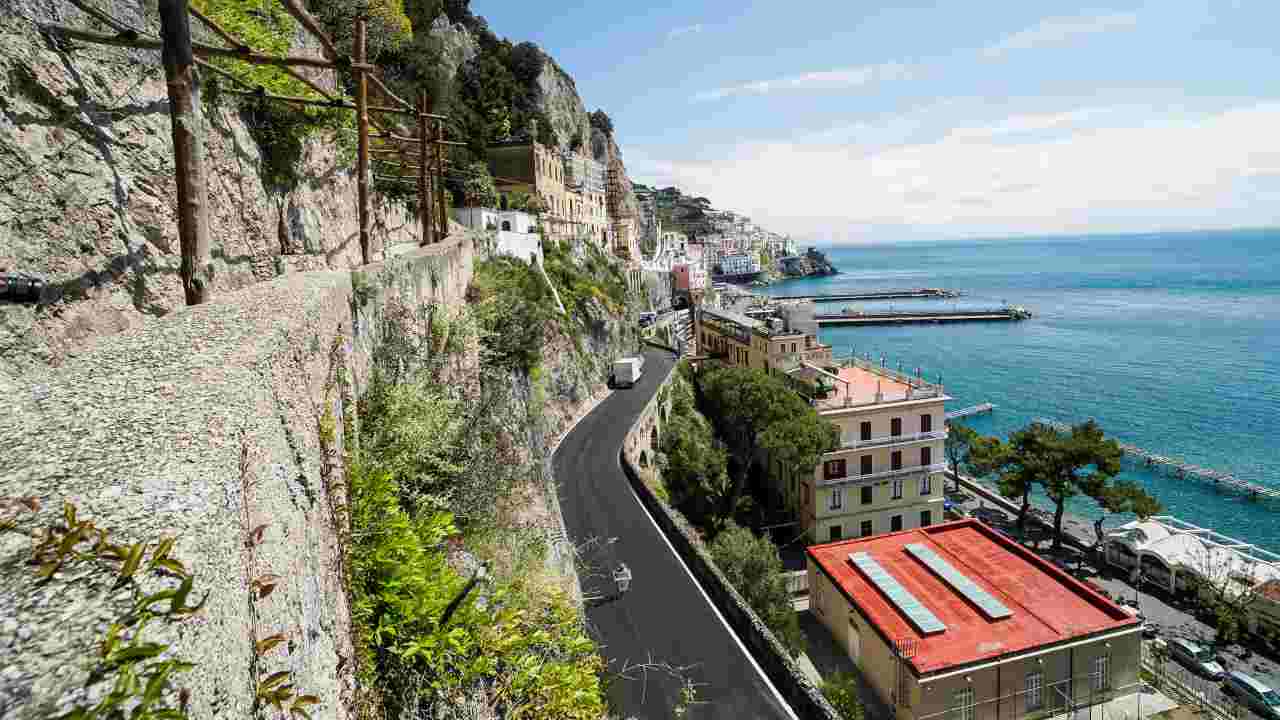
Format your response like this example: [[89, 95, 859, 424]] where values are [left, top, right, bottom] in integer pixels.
[[64, 0, 130, 33], [159, 0, 211, 305], [188, 7, 338, 101], [364, 71, 411, 112], [216, 86, 349, 110], [434, 117, 446, 236], [354, 17, 370, 265], [277, 0, 340, 62], [46, 25, 340, 69]]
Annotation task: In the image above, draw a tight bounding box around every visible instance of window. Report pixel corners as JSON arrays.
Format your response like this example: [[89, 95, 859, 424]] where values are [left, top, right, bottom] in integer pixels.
[[860, 421, 872, 441], [921, 413, 933, 433], [829, 525, 842, 542], [891, 417, 903, 436], [1093, 655, 1111, 691], [860, 455, 873, 475], [955, 687, 976, 720], [861, 486, 873, 505], [892, 478, 903, 499], [920, 510, 932, 527], [891, 515, 903, 532], [829, 487, 843, 511], [861, 520, 874, 538], [1026, 672, 1044, 711], [922, 446, 933, 467], [891, 451, 903, 471], [824, 459, 847, 480], [920, 474, 932, 495]]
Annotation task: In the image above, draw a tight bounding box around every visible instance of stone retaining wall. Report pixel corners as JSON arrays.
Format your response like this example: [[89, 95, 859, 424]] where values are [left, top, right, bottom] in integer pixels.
[[0, 235, 472, 719], [619, 359, 842, 720]]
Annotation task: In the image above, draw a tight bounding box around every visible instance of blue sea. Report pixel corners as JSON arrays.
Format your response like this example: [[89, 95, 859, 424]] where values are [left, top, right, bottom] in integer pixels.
[[760, 228, 1280, 551]]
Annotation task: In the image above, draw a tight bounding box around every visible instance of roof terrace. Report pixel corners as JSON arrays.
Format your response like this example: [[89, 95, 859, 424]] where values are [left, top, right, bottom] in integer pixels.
[[787, 356, 947, 411]]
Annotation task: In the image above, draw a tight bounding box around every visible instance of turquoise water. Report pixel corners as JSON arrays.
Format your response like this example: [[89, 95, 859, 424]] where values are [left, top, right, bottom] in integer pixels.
[[761, 229, 1280, 551]]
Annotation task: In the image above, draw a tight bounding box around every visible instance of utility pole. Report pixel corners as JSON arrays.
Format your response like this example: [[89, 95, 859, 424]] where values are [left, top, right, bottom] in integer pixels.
[[158, 0, 212, 305]]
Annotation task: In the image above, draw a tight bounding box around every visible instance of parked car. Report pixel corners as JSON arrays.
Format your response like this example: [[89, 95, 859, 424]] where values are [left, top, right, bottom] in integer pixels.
[[1223, 671, 1280, 719], [1168, 638, 1225, 680]]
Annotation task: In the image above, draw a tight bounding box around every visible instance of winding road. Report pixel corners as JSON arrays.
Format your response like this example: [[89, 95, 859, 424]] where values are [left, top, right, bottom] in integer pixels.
[[554, 348, 795, 719]]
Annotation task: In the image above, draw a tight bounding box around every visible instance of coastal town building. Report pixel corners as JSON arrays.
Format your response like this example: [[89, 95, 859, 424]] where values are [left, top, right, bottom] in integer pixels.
[[695, 304, 832, 373], [672, 262, 708, 292], [788, 358, 949, 542], [808, 519, 1143, 720], [486, 130, 609, 247]]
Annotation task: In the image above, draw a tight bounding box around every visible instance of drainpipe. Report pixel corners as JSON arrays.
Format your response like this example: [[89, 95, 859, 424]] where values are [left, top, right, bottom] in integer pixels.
[[996, 664, 1001, 720], [1067, 644, 1075, 718]]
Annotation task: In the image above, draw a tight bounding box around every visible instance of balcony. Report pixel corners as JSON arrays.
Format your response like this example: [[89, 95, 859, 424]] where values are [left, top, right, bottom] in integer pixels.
[[819, 462, 949, 487], [837, 429, 948, 451]]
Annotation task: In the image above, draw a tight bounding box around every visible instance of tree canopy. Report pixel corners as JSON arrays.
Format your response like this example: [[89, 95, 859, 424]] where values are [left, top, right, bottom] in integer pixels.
[[945, 422, 979, 490], [589, 109, 614, 136], [698, 365, 837, 522], [709, 523, 803, 656]]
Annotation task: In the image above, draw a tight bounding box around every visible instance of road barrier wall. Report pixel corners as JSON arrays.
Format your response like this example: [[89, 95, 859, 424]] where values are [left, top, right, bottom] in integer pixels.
[[619, 357, 842, 720]]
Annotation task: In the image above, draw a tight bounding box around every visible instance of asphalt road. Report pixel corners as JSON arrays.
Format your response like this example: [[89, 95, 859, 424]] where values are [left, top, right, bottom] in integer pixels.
[[555, 348, 794, 720]]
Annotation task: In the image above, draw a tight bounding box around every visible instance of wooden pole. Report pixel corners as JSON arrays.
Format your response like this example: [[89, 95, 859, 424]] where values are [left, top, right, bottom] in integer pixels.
[[418, 91, 431, 246], [354, 17, 371, 265], [159, 0, 211, 305], [434, 117, 446, 239]]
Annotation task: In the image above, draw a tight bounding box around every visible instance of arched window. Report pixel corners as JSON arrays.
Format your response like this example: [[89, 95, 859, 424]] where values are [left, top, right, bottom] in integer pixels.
[[501, 221, 511, 231], [650, 426, 659, 450]]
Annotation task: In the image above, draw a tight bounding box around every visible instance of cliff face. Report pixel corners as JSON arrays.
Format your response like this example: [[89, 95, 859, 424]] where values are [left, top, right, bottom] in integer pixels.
[[533, 58, 591, 151], [0, 3, 422, 383]]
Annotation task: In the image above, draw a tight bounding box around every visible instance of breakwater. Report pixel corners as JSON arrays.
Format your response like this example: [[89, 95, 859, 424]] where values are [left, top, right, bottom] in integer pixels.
[[773, 288, 959, 301], [815, 307, 1031, 325]]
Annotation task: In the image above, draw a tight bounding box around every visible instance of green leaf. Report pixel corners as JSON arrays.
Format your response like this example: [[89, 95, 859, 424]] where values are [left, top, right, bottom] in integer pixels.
[[118, 542, 147, 584]]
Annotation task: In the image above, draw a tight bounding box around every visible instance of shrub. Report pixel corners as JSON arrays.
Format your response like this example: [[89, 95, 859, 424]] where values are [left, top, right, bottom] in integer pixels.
[[822, 672, 866, 720]]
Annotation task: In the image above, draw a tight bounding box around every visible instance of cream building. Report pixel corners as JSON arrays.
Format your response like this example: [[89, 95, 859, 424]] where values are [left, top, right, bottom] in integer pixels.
[[808, 520, 1143, 720], [787, 358, 949, 543]]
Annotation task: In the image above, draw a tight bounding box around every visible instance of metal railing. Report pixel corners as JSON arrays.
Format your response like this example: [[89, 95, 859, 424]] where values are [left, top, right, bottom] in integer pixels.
[[820, 462, 949, 486], [838, 429, 948, 450], [785, 570, 809, 596]]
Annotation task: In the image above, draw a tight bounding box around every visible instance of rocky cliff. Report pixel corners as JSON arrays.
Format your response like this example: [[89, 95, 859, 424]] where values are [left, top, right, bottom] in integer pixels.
[[0, 2, 425, 384]]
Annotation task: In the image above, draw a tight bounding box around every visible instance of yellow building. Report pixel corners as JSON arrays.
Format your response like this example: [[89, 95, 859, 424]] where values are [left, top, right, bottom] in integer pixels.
[[695, 305, 833, 372], [790, 360, 949, 543], [487, 138, 609, 247], [808, 520, 1143, 720]]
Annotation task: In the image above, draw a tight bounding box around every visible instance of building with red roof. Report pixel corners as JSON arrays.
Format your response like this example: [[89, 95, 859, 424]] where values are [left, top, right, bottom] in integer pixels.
[[807, 519, 1142, 720]]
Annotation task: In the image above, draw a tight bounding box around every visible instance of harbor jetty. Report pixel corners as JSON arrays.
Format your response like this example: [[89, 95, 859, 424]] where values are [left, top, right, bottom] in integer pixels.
[[773, 288, 960, 302], [1036, 417, 1280, 501], [947, 403, 995, 420], [815, 306, 1032, 326]]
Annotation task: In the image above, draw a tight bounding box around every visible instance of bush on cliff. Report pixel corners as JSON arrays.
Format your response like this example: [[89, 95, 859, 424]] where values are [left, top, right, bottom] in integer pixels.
[[709, 522, 804, 657], [659, 373, 735, 532]]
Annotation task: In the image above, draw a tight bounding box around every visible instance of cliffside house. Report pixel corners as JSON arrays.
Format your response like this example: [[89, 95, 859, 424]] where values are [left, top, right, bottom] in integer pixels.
[[695, 304, 832, 373], [808, 519, 1143, 720]]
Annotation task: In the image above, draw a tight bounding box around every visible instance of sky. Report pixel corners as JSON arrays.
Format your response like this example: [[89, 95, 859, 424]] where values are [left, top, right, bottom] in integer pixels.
[[474, 0, 1280, 244]]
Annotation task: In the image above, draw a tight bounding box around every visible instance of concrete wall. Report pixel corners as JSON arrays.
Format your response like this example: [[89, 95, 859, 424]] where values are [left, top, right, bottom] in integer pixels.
[[0, 235, 473, 719], [495, 231, 543, 265], [619, 360, 842, 720]]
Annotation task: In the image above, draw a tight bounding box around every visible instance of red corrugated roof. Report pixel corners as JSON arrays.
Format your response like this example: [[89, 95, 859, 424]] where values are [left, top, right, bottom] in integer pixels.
[[807, 519, 1140, 675]]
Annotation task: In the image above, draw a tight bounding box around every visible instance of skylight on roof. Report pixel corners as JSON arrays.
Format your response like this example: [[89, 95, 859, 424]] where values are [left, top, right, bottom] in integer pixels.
[[849, 552, 947, 635], [905, 543, 1013, 620]]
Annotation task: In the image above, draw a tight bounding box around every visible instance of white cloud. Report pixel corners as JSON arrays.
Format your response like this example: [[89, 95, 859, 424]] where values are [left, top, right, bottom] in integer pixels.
[[667, 23, 703, 40], [982, 11, 1139, 58], [626, 102, 1280, 243], [693, 62, 915, 102]]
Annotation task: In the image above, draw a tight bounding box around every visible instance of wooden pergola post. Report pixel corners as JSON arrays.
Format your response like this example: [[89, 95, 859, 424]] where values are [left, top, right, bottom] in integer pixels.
[[418, 91, 432, 245], [158, 0, 212, 305], [434, 118, 446, 239], [354, 17, 371, 264]]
